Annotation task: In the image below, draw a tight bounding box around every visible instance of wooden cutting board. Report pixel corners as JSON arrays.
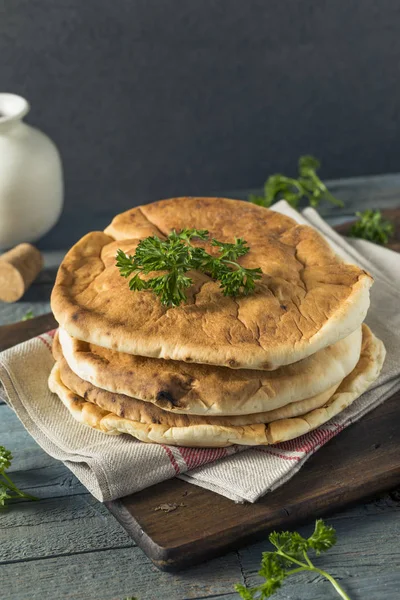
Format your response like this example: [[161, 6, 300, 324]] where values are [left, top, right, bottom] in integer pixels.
[[1, 212, 399, 572]]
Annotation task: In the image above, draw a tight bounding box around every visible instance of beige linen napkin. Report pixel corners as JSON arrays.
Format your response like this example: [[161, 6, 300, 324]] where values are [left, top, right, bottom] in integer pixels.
[[0, 201, 399, 503]]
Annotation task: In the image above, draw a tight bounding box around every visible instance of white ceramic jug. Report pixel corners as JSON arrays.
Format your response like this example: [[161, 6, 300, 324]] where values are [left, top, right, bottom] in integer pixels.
[[0, 93, 63, 250]]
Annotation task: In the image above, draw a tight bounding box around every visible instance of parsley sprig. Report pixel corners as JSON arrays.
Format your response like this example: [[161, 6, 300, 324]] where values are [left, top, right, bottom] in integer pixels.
[[235, 519, 351, 600], [349, 209, 394, 245], [249, 155, 344, 209], [116, 230, 262, 307], [0, 446, 38, 507], [21, 309, 34, 321]]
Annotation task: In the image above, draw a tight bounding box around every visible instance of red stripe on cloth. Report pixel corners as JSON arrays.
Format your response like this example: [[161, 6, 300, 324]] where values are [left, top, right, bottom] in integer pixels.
[[178, 446, 228, 470], [37, 335, 52, 352], [274, 425, 344, 454], [254, 447, 301, 461], [161, 445, 180, 475]]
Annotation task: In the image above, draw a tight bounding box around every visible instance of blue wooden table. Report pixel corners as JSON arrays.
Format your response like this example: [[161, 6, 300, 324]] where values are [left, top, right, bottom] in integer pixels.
[[1, 176, 400, 600]]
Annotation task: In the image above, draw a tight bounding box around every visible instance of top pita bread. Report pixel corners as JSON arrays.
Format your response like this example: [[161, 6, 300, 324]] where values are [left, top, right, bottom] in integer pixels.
[[51, 197, 372, 370]]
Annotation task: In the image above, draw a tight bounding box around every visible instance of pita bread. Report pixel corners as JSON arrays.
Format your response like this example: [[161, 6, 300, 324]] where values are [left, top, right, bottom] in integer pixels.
[[48, 325, 385, 447], [51, 198, 372, 370], [55, 326, 362, 415], [57, 355, 341, 426]]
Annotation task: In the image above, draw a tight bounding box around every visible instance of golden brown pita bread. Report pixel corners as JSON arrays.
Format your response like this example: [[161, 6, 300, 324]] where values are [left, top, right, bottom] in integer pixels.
[[57, 354, 340, 427], [48, 325, 385, 447], [55, 326, 362, 415], [51, 198, 372, 370]]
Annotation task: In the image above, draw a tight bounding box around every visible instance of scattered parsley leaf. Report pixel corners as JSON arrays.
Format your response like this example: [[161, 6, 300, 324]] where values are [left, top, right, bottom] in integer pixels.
[[154, 502, 186, 513], [21, 310, 34, 321], [349, 209, 394, 245], [116, 230, 262, 307], [235, 519, 351, 600], [0, 446, 38, 508], [250, 155, 344, 209]]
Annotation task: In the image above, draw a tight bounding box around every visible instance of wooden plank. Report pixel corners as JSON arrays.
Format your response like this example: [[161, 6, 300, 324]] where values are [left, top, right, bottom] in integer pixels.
[[0, 299, 52, 328], [0, 546, 243, 600], [107, 390, 400, 570], [241, 509, 400, 584], [240, 506, 400, 600], [0, 405, 87, 498], [0, 312, 57, 351], [0, 495, 135, 564], [1, 506, 399, 600]]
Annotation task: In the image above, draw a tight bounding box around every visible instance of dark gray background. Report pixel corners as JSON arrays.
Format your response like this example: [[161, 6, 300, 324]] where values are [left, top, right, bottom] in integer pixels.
[[2, 1, 400, 247]]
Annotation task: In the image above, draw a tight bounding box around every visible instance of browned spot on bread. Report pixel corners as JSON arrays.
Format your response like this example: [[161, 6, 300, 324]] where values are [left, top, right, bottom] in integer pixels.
[[156, 390, 179, 407]]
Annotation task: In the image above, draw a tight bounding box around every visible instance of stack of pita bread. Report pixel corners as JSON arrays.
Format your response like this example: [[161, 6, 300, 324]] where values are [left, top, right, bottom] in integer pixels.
[[49, 197, 386, 447]]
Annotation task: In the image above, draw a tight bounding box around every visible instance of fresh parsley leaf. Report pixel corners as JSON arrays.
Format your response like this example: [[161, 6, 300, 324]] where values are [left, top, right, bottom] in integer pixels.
[[218, 265, 262, 297], [116, 230, 262, 307], [235, 519, 352, 600], [250, 155, 344, 209], [211, 237, 250, 261], [269, 530, 308, 558], [307, 519, 337, 554], [0, 446, 38, 508], [169, 228, 209, 242], [21, 310, 34, 321], [349, 209, 394, 245]]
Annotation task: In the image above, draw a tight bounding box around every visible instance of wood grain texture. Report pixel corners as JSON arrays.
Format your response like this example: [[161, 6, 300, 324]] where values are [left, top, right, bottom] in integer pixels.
[[0, 405, 87, 498], [1, 492, 399, 600], [0, 495, 136, 563], [107, 390, 400, 570], [0, 312, 57, 351]]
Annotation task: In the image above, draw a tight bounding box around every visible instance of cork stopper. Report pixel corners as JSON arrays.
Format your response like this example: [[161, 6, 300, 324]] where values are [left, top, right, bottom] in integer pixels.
[[0, 243, 43, 302]]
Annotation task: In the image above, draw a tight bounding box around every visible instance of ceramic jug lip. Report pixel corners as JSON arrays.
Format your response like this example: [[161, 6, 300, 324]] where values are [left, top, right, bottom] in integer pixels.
[[0, 94, 30, 129]]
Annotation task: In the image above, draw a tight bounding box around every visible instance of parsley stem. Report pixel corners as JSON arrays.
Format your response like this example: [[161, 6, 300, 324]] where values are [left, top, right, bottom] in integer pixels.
[[277, 551, 308, 569], [1, 473, 38, 501], [223, 260, 242, 269], [314, 567, 352, 600], [303, 549, 314, 568], [278, 550, 352, 600]]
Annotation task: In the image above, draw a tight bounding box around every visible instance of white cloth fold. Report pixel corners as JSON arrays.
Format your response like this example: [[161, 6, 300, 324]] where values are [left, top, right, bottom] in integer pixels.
[[1, 202, 399, 502]]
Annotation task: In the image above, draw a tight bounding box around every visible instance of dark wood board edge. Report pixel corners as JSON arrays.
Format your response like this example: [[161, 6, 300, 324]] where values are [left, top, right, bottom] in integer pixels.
[[106, 472, 400, 572], [0, 313, 57, 352], [105, 391, 400, 571]]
